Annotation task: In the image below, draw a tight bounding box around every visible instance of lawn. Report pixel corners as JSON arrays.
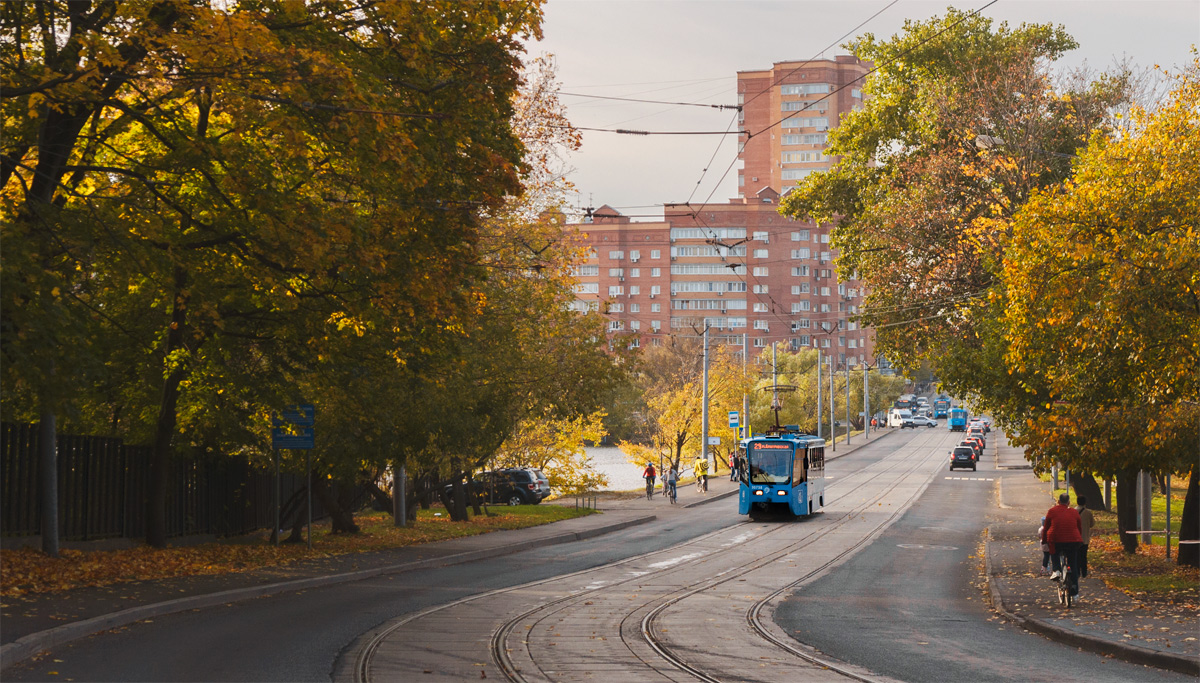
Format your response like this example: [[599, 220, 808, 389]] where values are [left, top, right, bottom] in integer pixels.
[[0, 505, 595, 596]]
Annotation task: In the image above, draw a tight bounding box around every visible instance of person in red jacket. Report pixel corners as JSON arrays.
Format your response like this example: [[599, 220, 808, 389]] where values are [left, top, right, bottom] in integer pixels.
[[1043, 492, 1084, 595]]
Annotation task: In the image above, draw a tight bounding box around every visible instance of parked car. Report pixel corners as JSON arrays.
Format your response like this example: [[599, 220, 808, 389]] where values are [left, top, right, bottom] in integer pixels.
[[949, 446, 977, 471], [445, 469, 548, 506]]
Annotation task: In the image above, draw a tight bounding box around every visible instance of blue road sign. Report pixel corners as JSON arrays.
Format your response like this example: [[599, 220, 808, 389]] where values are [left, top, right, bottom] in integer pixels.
[[272, 427, 314, 449], [277, 404, 315, 426], [728, 411, 739, 428]]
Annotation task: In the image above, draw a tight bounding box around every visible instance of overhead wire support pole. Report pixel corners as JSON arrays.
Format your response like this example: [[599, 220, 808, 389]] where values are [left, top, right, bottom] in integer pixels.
[[702, 325, 711, 475], [829, 355, 836, 452], [846, 360, 851, 446], [816, 350, 823, 440]]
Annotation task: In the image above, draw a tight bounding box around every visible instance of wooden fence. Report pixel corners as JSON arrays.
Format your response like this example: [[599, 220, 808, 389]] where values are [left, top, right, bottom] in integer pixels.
[[1, 422, 313, 542]]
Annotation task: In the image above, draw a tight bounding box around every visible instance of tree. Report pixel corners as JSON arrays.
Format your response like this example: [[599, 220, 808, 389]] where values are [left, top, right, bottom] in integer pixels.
[[2, 1, 546, 546], [779, 9, 1128, 423], [491, 410, 611, 495], [1003, 58, 1200, 560]]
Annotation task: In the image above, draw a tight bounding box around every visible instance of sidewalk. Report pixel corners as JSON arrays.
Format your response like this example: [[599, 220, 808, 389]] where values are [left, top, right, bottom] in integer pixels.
[[985, 439, 1199, 676], [0, 429, 892, 671]]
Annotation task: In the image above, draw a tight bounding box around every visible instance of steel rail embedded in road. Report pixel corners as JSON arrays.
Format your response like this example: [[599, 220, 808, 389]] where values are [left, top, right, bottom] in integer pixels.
[[352, 430, 945, 682]]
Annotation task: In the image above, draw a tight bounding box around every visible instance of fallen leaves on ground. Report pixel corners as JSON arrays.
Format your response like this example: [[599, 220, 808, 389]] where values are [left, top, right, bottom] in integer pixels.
[[0, 507, 592, 596]]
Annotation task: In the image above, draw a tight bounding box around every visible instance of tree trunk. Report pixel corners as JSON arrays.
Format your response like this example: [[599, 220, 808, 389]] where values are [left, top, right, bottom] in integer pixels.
[[1178, 467, 1198, 568], [1069, 471, 1106, 511], [147, 267, 190, 548], [311, 473, 359, 534], [1116, 468, 1140, 554]]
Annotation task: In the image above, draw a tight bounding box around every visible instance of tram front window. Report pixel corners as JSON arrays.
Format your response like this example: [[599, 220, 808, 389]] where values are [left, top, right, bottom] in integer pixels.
[[748, 444, 792, 484]]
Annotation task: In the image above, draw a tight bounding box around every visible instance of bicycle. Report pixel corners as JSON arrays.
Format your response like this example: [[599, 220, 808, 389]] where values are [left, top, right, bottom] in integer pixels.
[[645, 478, 655, 501], [1052, 549, 1077, 607], [666, 480, 677, 504]]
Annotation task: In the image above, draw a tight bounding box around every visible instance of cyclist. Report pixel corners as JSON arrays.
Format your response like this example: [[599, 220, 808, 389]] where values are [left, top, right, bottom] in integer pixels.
[[1043, 492, 1083, 596], [642, 463, 657, 500], [694, 456, 709, 492], [665, 466, 678, 504]]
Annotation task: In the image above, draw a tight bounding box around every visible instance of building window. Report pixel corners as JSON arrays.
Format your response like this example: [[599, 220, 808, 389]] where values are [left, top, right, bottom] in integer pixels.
[[607, 302, 623, 313], [608, 268, 624, 277], [791, 248, 811, 259], [630, 286, 640, 295], [820, 234, 830, 243], [651, 303, 661, 312], [792, 266, 810, 277], [753, 303, 768, 312], [820, 303, 831, 313], [821, 338, 830, 348], [754, 249, 769, 259], [753, 231, 769, 243], [753, 284, 768, 293], [781, 83, 833, 95], [651, 250, 661, 259], [631, 320, 640, 330], [849, 339, 857, 349], [781, 169, 818, 180], [781, 151, 828, 163], [754, 337, 767, 347], [630, 250, 640, 260], [820, 251, 832, 262], [783, 133, 828, 145], [820, 287, 830, 296], [630, 268, 640, 278], [852, 88, 862, 99], [609, 286, 624, 296], [838, 284, 846, 295], [753, 267, 769, 276], [575, 283, 599, 294], [650, 285, 661, 295], [631, 303, 640, 313], [575, 265, 599, 277], [651, 268, 661, 277], [609, 250, 624, 260], [609, 320, 624, 331], [754, 320, 769, 330]]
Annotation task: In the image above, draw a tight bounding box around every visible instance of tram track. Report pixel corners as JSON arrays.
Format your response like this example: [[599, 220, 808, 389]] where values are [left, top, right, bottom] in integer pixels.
[[351, 429, 947, 683], [498, 437, 929, 682]]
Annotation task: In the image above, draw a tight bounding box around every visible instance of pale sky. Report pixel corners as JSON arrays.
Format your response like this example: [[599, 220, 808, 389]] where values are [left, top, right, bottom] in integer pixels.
[[529, 0, 1200, 219]]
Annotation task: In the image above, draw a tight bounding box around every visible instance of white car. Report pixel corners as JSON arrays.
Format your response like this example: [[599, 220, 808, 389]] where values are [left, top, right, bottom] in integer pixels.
[[910, 416, 938, 427]]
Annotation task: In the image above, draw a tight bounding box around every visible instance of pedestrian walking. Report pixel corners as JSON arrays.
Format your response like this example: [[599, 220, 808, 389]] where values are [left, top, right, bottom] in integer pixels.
[[1076, 496, 1095, 579], [729, 454, 737, 481], [1037, 516, 1051, 575]]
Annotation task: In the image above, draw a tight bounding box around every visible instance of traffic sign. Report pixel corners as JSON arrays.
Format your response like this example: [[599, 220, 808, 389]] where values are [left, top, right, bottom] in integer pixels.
[[272, 427, 314, 449], [728, 411, 739, 428], [707, 436, 721, 445], [274, 404, 315, 427]]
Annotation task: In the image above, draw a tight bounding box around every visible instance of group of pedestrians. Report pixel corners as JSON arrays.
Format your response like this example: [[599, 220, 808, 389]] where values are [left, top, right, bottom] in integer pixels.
[[1038, 492, 1096, 598], [642, 455, 719, 503]]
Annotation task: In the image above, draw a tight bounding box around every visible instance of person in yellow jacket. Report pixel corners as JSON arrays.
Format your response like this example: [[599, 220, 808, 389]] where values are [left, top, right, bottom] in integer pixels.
[[694, 456, 709, 492]]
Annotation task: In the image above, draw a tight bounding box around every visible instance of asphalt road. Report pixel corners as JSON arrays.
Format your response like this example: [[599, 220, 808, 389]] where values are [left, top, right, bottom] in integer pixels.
[[775, 429, 1191, 683]]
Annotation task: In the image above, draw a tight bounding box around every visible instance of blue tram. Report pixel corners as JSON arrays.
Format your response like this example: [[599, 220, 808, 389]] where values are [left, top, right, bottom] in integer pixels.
[[737, 430, 826, 518]]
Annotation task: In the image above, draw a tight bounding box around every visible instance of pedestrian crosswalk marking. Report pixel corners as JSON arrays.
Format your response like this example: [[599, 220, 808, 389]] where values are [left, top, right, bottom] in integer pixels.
[[944, 477, 994, 481]]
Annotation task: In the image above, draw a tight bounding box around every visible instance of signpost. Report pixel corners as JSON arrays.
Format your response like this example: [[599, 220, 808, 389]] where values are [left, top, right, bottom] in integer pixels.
[[728, 411, 739, 430], [272, 404, 315, 549]]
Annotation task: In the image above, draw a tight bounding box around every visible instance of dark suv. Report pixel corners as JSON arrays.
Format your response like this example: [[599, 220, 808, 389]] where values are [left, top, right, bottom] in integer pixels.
[[949, 446, 977, 471], [448, 469, 548, 506]]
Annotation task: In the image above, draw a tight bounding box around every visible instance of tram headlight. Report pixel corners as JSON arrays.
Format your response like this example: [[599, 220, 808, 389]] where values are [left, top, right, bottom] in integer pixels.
[[777, 490, 787, 496], [753, 490, 764, 496]]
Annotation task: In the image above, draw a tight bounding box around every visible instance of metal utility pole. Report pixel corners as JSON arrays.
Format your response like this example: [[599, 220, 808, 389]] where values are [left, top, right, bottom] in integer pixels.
[[394, 462, 407, 527], [863, 362, 870, 440], [702, 325, 711, 472], [845, 361, 851, 446], [743, 333, 750, 440], [816, 351, 823, 439], [829, 355, 836, 452]]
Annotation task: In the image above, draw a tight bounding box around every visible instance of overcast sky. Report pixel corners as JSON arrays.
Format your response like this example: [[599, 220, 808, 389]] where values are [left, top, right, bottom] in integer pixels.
[[528, 0, 1200, 220]]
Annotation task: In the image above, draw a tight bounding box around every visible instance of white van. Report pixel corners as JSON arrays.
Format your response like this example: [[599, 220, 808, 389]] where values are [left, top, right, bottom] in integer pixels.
[[888, 408, 912, 428]]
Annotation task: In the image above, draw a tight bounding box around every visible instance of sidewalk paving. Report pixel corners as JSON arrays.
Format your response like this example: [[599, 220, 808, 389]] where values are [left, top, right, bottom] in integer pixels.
[[2, 426, 1022, 676], [985, 439, 1199, 676]]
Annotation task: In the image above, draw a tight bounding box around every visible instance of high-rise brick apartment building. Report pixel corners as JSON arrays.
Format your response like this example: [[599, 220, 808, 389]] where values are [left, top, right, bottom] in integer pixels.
[[570, 57, 876, 368]]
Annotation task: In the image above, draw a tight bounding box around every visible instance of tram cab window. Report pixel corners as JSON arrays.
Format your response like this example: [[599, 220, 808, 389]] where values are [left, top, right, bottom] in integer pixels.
[[748, 443, 792, 484]]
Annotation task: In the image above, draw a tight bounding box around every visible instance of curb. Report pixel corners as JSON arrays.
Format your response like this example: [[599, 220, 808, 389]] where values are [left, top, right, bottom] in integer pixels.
[[982, 525, 1200, 676], [0, 515, 655, 672]]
